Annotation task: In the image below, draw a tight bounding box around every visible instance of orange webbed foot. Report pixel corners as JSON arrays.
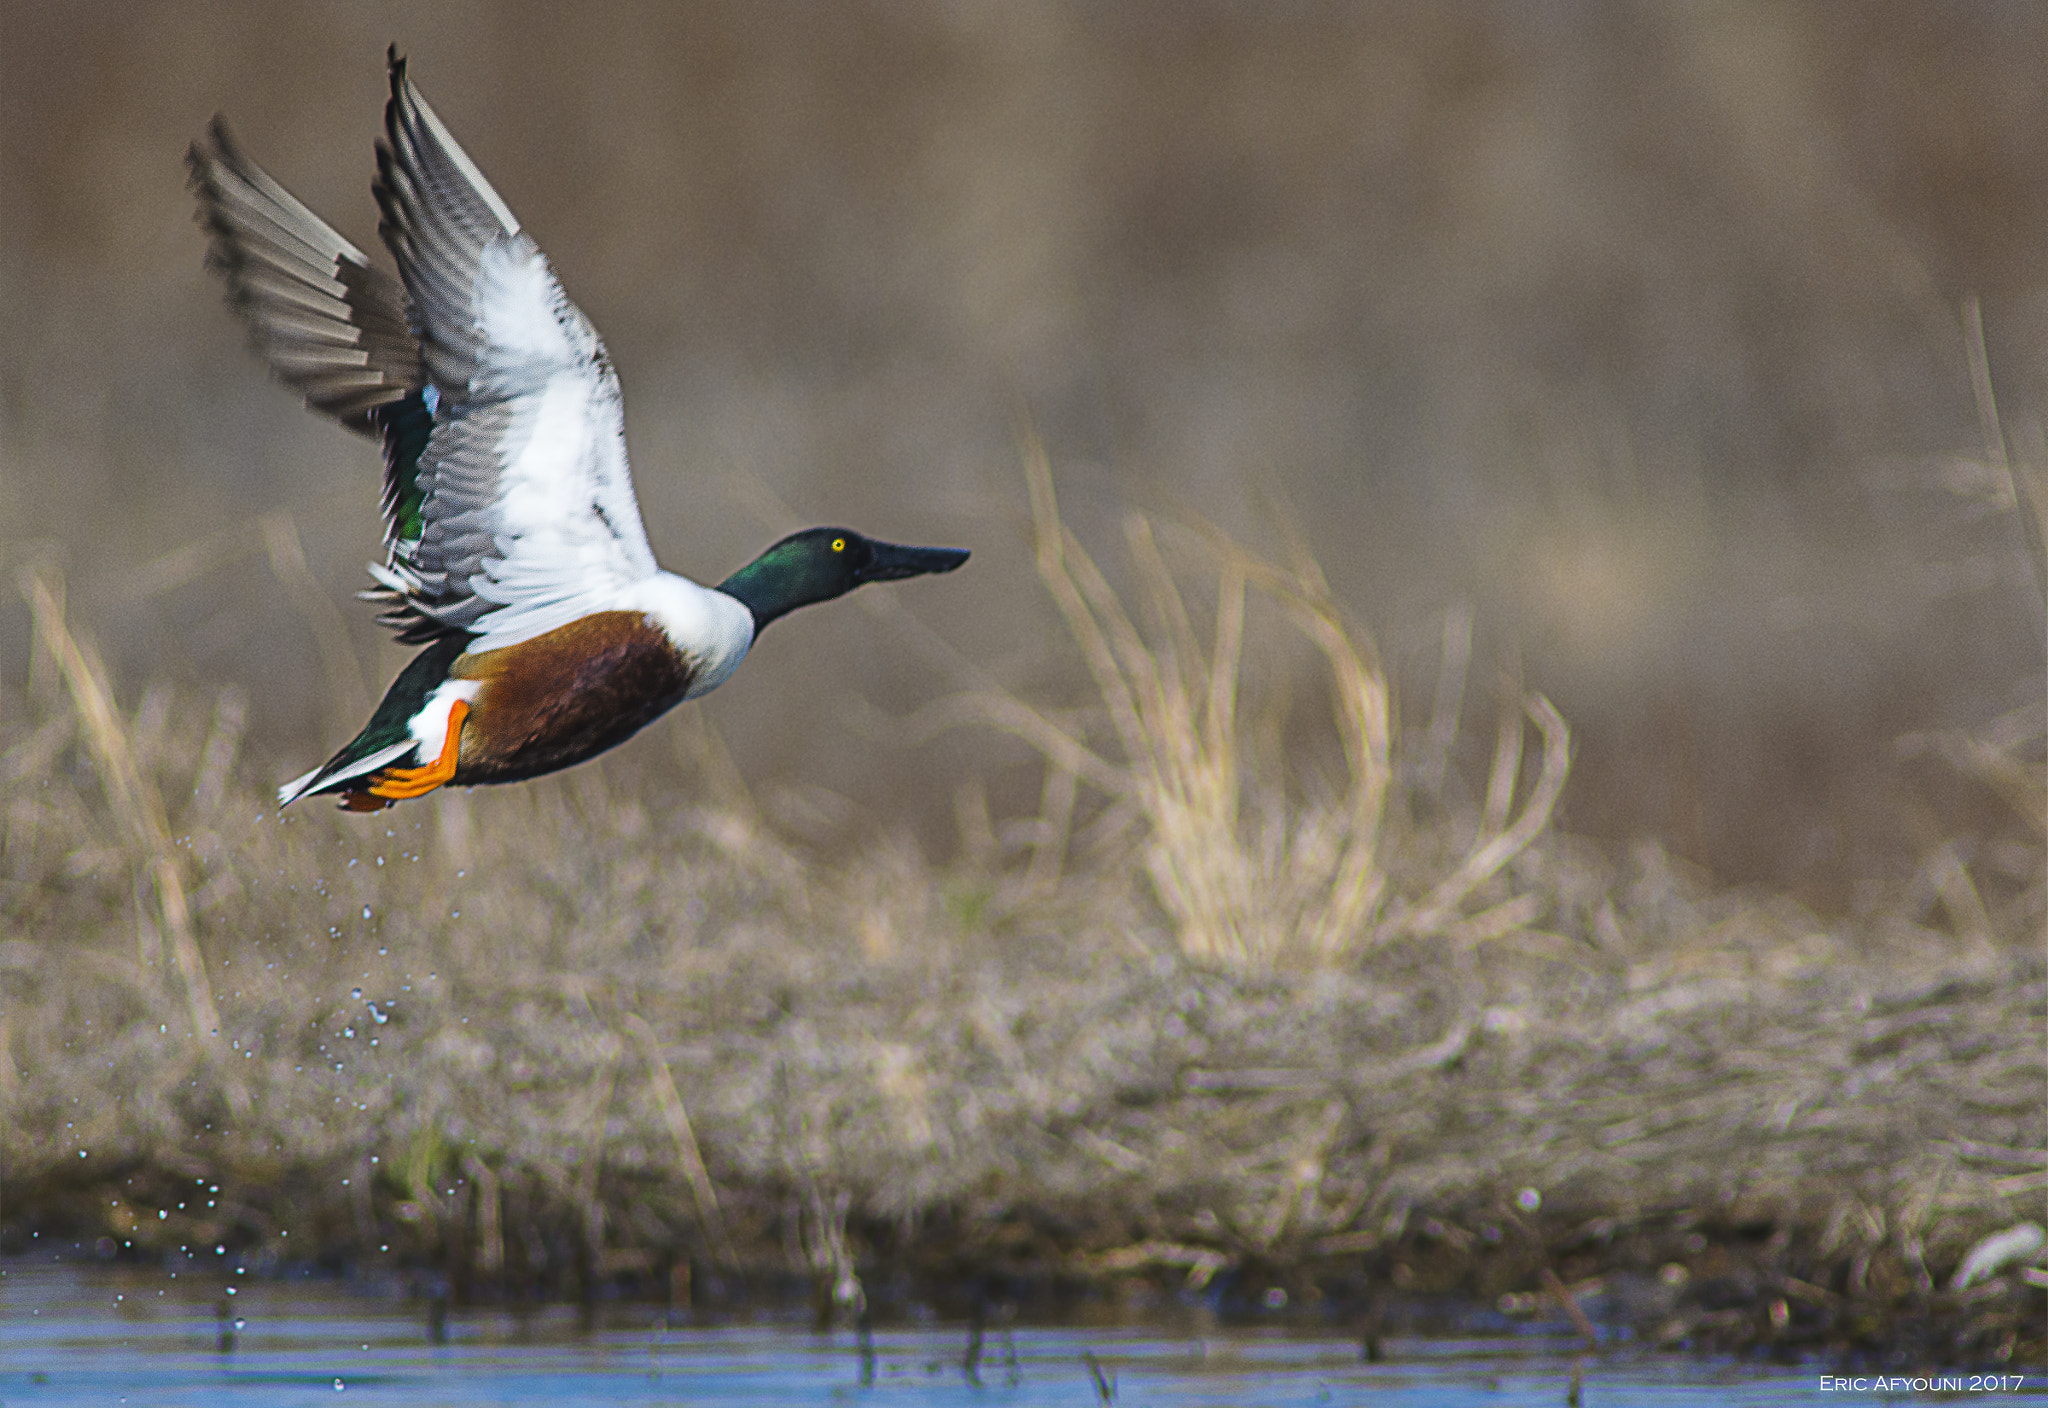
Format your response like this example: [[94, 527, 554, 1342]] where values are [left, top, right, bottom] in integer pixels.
[[359, 700, 470, 805]]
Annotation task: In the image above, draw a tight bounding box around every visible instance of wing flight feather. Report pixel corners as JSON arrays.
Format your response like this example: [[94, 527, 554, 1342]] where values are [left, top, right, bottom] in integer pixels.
[[193, 52, 664, 649], [187, 118, 422, 433], [365, 51, 661, 647]]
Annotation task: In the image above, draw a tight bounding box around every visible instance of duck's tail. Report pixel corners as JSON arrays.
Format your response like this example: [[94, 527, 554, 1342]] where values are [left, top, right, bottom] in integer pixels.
[[278, 635, 469, 808]]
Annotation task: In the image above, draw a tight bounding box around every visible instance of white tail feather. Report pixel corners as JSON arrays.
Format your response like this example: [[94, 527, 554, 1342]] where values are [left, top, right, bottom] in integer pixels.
[[277, 738, 416, 808]]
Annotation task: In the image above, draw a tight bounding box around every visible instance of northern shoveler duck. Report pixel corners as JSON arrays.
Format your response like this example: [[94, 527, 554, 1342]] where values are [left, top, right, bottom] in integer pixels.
[[189, 50, 968, 812]]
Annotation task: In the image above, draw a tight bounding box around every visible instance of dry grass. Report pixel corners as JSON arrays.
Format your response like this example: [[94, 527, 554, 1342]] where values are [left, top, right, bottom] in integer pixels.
[[912, 438, 1570, 970], [1889, 302, 2048, 952], [2, 454, 2041, 1363]]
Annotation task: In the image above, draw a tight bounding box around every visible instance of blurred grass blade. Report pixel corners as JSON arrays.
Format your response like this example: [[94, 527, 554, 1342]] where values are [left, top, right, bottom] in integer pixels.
[[624, 1011, 736, 1269], [21, 568, 224, 1047], [261, 510, 371, 728]]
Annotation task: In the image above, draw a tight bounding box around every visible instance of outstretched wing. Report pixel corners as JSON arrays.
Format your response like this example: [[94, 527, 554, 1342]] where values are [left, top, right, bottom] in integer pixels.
[[189, 120, 446, 588], [187, 118, 423, 432], [366, 51, 661, 649]]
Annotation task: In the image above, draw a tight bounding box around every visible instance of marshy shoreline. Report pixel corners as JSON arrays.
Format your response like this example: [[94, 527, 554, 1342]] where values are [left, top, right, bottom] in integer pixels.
[[6, 458, 2044, 1373], [10, 1050, 2046, 1371]]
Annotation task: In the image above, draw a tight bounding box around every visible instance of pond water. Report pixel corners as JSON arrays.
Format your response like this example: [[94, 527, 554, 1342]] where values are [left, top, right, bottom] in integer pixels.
[[0, 1259, 1984, 1405]]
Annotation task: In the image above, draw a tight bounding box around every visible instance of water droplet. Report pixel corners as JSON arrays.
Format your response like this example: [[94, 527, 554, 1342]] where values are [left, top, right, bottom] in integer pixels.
[[362, 906, 372, 920], [334, 1379, 345, 1392], [234, 1317, 246, 1330], [351, 988, 363, 1000], [343, 1027, 355, 1039]]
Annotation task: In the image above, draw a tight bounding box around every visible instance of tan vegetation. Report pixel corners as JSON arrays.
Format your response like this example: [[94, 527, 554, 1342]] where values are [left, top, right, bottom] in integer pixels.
[[919, 437, 1568, 970], [3, 452, 2040, 1362]]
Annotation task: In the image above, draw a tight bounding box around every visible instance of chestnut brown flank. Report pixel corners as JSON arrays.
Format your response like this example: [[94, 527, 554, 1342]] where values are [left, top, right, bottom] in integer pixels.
[[449, 612, 696, 785]]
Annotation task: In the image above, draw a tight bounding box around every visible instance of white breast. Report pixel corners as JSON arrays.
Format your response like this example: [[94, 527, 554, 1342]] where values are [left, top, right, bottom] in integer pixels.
[[630, 571, 756, 699]]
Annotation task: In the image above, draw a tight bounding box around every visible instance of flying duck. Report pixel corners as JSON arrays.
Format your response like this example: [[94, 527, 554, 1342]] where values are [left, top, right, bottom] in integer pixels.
[[189, 50, 968, 811]]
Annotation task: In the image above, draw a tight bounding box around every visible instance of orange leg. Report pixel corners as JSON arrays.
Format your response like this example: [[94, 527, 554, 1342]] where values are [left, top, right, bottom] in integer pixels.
[[340, 700, 470, 809]]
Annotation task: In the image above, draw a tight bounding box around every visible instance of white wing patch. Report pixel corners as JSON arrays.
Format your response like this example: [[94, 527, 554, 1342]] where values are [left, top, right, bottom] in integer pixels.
[[470, 239, 597, 396], [373, 61, 675, 649], [456, 368, 659, 650]]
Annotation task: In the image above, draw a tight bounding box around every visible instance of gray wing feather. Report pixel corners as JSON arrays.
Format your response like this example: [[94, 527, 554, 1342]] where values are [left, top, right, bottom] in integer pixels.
[[187, 118, 423, 432], [367, 52, 660, 645], [403, 402, 518, 626]]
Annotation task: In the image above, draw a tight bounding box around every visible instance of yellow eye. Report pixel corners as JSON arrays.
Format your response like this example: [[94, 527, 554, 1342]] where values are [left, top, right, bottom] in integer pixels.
[[831, 538, 845, 552]]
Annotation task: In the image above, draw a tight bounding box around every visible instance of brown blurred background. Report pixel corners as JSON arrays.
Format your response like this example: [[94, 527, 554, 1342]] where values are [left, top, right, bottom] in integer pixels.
[[4, 1, 2044, 914]]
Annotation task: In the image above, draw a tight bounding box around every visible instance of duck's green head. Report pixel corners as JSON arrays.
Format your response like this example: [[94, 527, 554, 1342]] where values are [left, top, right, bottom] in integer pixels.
[[718, 528, 970, 632]]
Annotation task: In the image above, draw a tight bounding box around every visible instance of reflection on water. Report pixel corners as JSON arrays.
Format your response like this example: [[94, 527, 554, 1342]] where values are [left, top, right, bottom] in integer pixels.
[[4, 1260, 1835, 1405]]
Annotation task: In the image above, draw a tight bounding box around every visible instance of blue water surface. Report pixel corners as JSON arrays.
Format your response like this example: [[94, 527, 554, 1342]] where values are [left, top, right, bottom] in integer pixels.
[[0, 1259, 2024, 1405]]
